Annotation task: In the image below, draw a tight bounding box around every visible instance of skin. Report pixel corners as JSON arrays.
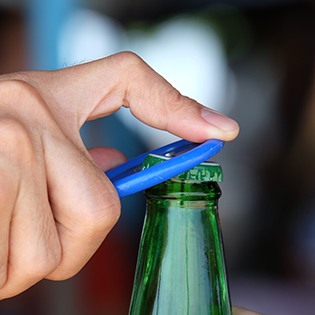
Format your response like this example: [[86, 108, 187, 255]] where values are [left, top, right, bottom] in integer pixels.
[[233, 306, 262, 315], [0, 52, 239, 300]]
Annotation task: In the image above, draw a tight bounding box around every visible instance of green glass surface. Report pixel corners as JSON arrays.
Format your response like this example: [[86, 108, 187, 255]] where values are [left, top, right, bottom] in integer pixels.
[[129, 157, 231, 315]]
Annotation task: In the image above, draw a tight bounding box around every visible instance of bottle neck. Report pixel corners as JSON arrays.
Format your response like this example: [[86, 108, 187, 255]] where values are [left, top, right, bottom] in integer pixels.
[[129, 179, 231, 315], [145, 179, 222, 202]]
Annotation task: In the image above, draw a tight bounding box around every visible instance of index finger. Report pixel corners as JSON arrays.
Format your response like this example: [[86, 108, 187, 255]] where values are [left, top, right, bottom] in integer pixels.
[[26, 52, 240, 142]]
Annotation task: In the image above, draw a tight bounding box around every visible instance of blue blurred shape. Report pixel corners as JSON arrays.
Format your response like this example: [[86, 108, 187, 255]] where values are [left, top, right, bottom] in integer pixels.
[[25, 0, 80, 70]]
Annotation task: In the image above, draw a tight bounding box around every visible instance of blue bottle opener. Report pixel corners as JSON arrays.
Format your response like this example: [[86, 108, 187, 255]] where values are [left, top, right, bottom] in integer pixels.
[[106, 139, 224, 198]]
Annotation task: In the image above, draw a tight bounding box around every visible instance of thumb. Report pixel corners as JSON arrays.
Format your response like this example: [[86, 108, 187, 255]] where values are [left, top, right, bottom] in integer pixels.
[[87, 147, 127, 171]]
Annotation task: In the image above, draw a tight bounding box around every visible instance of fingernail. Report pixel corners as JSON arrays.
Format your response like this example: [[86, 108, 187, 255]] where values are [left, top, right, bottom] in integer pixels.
[[201, 107, 239, 131]]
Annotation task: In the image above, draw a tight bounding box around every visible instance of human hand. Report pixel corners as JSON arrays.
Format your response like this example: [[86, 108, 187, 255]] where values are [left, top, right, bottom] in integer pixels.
[[0, 52, 239, 299], [233, 306, 262, 315]]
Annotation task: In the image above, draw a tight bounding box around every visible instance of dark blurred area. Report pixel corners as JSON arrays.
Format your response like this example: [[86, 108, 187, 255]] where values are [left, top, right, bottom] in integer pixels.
[[1, 0, 315, 314]]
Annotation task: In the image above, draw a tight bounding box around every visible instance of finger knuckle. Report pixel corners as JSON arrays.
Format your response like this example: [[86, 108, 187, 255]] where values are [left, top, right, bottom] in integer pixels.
[[0, 262, 8, 289], [23, 236, 62, 277], [111, 51, 143, 68], [167, 87, 183, 106], [82, 192, 121, 237], [0, 118, 33, 162], [28, 250, 62, 278], [0, 79, 38, 105]]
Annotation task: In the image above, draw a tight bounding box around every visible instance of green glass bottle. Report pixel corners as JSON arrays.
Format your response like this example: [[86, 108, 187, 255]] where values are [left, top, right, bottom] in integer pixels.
[[128, 154, 232, 315]]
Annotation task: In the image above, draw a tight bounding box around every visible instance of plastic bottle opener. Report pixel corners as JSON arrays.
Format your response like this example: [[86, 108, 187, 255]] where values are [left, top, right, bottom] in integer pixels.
[[106, 139, 224, 198]]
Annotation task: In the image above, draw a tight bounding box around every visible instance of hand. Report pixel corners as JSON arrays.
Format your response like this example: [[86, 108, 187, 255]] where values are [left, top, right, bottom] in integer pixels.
[[233, 306, 262, 315], [0, 51, 239, 299]]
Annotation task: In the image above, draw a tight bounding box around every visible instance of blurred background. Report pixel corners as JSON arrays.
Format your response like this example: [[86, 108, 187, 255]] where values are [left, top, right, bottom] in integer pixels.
[[1, 0, 315, 314]]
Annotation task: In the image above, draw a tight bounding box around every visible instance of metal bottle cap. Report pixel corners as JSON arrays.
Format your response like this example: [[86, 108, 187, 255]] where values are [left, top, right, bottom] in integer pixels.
[[142, 154, 223, 182]]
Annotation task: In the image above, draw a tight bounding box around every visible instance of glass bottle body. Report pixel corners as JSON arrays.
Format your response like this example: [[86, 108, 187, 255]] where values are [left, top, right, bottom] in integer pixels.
[[129, 178, 231, 315]]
